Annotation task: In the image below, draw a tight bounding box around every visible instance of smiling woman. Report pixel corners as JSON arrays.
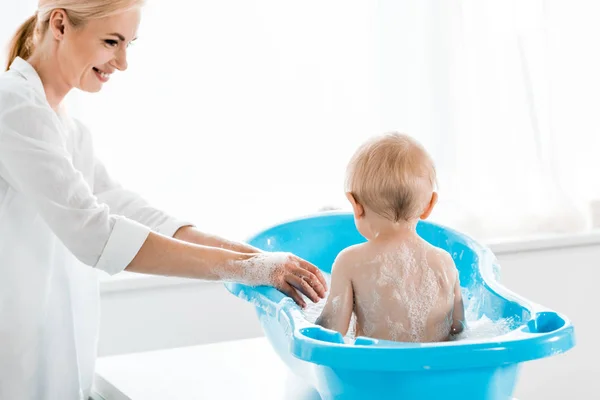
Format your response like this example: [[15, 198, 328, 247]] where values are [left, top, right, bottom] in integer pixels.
[[7, 1, 142, 104], [0, 1, 327, 399]]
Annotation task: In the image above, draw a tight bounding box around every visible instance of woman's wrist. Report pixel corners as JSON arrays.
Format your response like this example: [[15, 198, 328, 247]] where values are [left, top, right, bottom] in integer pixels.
[[127, 231, 254, 281]]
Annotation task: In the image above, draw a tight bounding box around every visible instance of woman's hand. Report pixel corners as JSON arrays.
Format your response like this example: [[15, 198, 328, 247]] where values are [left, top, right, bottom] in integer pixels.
[[127, 232, 327, 308], [238, 252, 328, 308]]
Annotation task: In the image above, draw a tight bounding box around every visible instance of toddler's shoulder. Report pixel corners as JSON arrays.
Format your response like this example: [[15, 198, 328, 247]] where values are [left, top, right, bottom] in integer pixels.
[[437, 246, 455, 265], [332, 243, 366, 271], [425, 243, 456, 271], [421, 240, 450, 260]]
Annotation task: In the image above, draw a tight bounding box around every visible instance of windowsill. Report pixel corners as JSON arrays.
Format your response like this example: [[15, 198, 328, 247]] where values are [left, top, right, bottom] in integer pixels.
[[487, 230, 600, 255], [99, 230, 600, 294], [99, 273, 204, 294]]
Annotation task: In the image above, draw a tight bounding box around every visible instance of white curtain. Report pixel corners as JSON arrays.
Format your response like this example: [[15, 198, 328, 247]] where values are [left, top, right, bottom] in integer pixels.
[[374, 0, 600, 241], [68, 0, 381, 241], [434, 0, 600, 240], [2, 0, 599, 243]]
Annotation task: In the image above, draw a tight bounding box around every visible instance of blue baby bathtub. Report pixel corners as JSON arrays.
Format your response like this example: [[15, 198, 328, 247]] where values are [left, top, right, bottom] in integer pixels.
[[225, 212, 575, 400]]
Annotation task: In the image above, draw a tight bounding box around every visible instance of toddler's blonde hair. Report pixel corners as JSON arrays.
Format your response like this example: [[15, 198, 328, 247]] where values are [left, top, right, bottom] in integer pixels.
[[345, 132, 437, 222]]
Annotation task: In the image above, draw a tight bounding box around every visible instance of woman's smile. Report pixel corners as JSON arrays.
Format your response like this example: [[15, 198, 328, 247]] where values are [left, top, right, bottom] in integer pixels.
[[92, 66, 111, 82]]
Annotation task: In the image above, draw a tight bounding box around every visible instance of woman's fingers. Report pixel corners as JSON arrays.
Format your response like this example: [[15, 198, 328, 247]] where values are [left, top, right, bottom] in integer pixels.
[[287, 273, 321, 303], [278, 282, 306, 308], [297, 259, 328, 291], [292, 266, 326, 299], [261, 252, 328, 306]]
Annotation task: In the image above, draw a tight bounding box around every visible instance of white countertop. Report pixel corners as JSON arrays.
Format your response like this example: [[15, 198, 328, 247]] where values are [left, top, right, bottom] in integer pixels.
[[92, 337, 321, 400], [92, 336, 523, 400]]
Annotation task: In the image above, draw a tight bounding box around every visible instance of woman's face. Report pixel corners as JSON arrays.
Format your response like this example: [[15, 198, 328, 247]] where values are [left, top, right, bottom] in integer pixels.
[[55, 8, 141, 93]]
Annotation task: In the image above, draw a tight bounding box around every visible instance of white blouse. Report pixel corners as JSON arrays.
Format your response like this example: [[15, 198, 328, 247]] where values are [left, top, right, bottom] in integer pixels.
[[0, 57, 191, 399]]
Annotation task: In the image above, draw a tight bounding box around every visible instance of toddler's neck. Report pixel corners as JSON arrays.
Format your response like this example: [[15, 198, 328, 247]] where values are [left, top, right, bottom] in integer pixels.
[[369, 219, 419, 243]]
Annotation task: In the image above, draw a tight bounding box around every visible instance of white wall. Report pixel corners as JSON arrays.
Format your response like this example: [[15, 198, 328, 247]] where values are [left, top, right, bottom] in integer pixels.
[[98, 281, 262, 356], [98, 242, 599, 399], [498, 244, 598, 399]]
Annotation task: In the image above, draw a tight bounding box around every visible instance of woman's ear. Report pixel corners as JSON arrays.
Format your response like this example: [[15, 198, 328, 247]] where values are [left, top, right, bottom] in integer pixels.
[[420, 192, 438, 220], [346, 192, 364, 219], [49, 9, 68, 39]]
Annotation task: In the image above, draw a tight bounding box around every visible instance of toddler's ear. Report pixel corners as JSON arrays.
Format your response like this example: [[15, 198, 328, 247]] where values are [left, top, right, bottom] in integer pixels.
[[345, 192, 364, 219], [420, 192, 438, 220]]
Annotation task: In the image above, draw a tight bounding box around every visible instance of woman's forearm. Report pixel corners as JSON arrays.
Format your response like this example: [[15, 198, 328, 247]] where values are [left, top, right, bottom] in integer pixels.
[[125, 230, 328, 306], [125, 231, 254, 280], [173, 226, 262, 254]]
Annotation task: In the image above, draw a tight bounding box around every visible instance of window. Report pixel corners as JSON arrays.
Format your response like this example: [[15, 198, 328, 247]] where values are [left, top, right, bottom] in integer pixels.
[[3, 0, 600, 244], [68, 0, 380, 241]]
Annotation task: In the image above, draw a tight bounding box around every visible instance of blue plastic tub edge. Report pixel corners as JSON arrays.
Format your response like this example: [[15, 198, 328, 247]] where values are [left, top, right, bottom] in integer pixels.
[[224, 212, 576, 372]]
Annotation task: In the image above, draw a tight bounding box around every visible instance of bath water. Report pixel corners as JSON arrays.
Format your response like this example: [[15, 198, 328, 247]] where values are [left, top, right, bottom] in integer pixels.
[[301, 273, 515, 343]]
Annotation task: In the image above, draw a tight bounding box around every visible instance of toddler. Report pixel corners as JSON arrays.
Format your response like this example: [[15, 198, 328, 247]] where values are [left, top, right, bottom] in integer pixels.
[[316, 133, 465, 342]]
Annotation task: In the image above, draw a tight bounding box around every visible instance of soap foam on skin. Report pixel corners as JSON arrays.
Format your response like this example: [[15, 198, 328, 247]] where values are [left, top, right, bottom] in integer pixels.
[[303, 270, 513, 343], [213, 252, 300, 287], [369, 243, 443, 341]]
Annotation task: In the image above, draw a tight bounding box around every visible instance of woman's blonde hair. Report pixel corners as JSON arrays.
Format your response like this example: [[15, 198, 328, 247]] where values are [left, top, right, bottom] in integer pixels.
[[6, 0, 144, 71], [346, 132, 437, 222]]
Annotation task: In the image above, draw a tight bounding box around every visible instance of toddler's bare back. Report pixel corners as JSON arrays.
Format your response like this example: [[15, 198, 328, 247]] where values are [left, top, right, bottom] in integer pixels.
[[349, 238, 457, 342]]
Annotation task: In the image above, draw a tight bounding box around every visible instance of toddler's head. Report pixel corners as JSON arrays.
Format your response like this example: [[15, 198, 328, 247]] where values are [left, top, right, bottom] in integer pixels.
[[345, 132, 437, 226]]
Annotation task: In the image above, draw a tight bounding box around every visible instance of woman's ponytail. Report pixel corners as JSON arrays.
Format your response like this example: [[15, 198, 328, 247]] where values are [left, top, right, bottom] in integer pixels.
[[5, 14, 38, 71]]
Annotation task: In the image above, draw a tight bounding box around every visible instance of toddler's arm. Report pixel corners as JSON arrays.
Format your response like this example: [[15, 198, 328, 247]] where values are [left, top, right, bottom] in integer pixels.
[[451, 272, 466, 335], [315, 250, 354, 336]]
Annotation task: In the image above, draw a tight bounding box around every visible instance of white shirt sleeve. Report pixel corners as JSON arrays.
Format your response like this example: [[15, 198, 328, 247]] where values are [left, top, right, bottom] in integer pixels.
[[0, 101, 150, 275], [93, 156, 194, 238]]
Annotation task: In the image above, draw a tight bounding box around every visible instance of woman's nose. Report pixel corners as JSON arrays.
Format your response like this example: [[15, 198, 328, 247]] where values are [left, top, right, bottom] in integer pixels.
[[113, 48, 128, 72]]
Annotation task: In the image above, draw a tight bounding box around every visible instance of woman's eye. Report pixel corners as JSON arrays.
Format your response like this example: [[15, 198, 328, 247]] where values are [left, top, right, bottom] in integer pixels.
[[104, 40, 119, 47]]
